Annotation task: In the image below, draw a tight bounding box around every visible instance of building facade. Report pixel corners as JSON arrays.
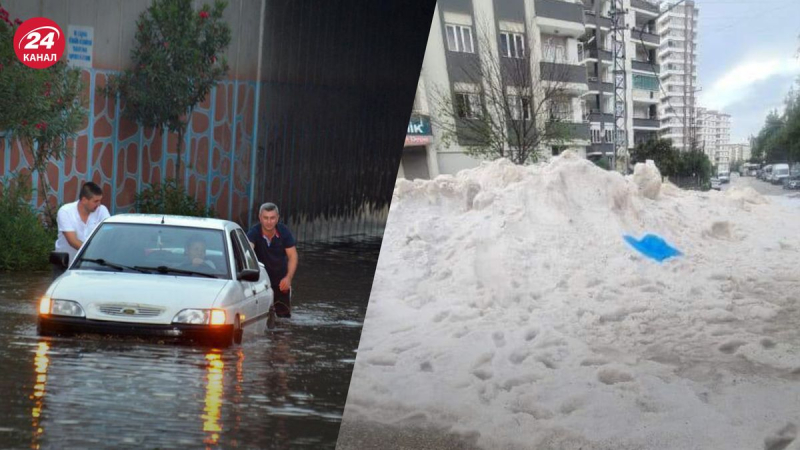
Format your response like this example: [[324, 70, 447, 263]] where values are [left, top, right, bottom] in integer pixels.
[[722, 143, 751, 163], [696, 107, 731, 162], [400, 0, 662, 179], [656, 0, 698, 151]]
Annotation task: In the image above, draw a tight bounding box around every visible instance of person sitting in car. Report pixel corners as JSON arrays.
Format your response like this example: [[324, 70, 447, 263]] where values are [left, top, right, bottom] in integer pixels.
[[180, 235, 216, 271]]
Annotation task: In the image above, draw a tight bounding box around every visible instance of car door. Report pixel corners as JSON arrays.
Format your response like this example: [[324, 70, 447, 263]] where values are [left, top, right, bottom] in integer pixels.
[[229, 230, 259, 327], [233, 229, 272, 319]]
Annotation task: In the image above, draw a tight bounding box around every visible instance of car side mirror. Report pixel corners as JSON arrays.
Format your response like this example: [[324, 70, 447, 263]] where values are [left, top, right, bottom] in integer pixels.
[[238, 269, 260, 282], [50, 252, 69, 268]]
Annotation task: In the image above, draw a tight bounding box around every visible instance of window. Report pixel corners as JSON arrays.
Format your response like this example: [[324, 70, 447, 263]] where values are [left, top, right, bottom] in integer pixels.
[[604, 129, 613, 143], [633, 74, 659, 91], [455, 92, 481, 118], [445, 24, 475, 53], [500, 32, 525, 58], [550, 98, 572, 122], [508, 95, 531, 120], [591, 128, 602, 143], [542, 36, 567, 62], [234, 229, 259, 272]]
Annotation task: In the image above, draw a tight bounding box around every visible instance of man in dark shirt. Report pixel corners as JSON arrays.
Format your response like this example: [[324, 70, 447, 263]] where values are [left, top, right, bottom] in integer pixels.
[[247, 202, 298, 318]]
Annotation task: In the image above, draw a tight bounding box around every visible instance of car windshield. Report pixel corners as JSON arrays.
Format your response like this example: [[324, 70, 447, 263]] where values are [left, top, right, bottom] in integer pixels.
[[776, 169, 789, 175], [74, 223, 230, 279]]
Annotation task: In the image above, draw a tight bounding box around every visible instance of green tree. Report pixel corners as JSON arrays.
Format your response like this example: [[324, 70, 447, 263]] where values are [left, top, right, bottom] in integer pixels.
[[780, 85, 800, 165], [753, 110, 785, 163], [106, 0, 231, 183], [630, 138, 679, 177], [0, 5, 87, 202], [677, 150, 712, 182], [429, 19, 576, 165], [0, 173, 58, 271]]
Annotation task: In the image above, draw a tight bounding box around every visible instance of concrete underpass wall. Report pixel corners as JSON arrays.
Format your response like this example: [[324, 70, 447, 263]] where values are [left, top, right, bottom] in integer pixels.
[[0, 0, 264, 227], [1, 0, 436, 242]]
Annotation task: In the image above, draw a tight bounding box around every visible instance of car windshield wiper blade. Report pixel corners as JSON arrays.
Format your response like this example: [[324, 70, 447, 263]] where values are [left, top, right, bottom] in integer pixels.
[[80, 258, 152, 273], [132, 265, 218, 279]]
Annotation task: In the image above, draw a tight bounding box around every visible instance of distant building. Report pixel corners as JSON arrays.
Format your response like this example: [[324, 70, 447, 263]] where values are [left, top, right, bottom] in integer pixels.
[[722, 143, 751, 163], [656, 0, 698, 152], [696, 108, 731, 161]]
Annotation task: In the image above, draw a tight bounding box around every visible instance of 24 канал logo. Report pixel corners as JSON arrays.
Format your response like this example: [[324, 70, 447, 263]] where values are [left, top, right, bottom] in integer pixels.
[[14, 17, 65, 69]]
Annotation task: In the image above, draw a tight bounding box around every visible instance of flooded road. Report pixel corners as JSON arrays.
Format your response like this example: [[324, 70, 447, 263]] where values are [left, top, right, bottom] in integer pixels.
[[0, 240, 380, 449]]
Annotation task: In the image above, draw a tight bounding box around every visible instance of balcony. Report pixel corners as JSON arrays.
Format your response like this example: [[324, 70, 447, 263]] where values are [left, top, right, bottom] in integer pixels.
[[546, 122, 591, 141], [633, 118, 660, 128], [587, 111, 614, 123], [587, 143, 614, 156], [586, 47, 612, 61], [535, 0, 585, 37], [633, 28, 659, 45], [587, 79, 614, 92], [540, 62, 588, 83], [583, 11, 613, 28], [632, 60, 659, 73], [631, 0, 659, 14]]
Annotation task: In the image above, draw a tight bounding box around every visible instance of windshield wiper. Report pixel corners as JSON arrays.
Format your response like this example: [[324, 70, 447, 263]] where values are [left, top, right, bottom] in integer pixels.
[[80, 258, 152, 274], [132, 265, 218, 279]]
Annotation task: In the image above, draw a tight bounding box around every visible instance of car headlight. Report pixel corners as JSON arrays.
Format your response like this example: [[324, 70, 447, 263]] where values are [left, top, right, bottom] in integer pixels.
[[43, 299, 85, 317], [172, 309, 227, 325], [172, 309, 210, 325]]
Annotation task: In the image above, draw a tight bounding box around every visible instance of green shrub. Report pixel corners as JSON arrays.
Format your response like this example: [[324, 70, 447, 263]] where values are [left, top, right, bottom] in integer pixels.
[[592, 156, 612, 171], [0, 173, 58, 271], [134, 179, 216, 217]]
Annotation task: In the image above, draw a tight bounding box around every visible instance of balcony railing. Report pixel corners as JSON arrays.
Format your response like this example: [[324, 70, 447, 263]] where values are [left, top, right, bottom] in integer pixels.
[[586, 48, 612, 61], [633, 118, 660, 128], [535, 0, 585, 24], [632, 60, 659, 72], [633, 28, 659, 45], [631, 0, 659, 14]]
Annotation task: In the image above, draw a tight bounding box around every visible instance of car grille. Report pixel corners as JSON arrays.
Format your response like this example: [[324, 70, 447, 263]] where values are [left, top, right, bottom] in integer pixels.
[[98, 305, 164, 317]]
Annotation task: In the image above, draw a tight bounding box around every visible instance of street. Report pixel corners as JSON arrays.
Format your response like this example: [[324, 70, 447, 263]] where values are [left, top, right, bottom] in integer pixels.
[[722, 172, 798, 197]]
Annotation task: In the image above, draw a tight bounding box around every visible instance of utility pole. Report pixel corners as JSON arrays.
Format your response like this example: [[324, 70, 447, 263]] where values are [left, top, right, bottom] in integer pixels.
[[610, 0, 627, 172]]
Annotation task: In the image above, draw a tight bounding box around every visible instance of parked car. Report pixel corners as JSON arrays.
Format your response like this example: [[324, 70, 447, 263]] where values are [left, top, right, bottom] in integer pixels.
[[784, 175, 800, 190], [771, 163, 790, 185], [710, 178, 722, 191], [39, 214, 275, 347], [718, 171, 730, 183], [762, 164, 773, 182]]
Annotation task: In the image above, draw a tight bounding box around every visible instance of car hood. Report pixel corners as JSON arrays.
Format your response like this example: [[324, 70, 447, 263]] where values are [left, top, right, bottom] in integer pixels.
[[50, 270, 231, 324]]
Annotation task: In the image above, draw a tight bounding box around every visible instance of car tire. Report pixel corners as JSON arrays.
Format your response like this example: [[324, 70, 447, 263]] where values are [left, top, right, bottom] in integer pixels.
[[233, 315, 243, 345], [267, 306, 276, 330]]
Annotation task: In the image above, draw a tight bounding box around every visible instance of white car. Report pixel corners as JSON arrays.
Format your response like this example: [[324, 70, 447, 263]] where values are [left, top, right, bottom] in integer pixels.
[[38, 214, 275, 347]]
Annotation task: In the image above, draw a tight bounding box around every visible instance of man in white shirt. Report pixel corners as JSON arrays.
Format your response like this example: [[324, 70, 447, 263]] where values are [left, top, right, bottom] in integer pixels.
[[53, 182, 111, 277]]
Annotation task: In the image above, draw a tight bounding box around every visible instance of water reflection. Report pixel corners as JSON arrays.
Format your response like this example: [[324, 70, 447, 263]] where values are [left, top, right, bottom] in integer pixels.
[[203, 352, 224, 446], [31, 341, 50, 449]]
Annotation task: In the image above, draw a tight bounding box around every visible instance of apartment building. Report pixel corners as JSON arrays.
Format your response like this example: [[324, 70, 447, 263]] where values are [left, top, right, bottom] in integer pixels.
[[582, 0, 661, 158], [722, 143, 751, 163], [656, 0, 698, 151], [399, 0, 661, 179], [696, 107, 731, 162]]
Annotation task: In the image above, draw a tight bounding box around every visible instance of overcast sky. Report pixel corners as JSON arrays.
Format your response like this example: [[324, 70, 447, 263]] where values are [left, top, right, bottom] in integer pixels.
[[689, 0, 800, 142]]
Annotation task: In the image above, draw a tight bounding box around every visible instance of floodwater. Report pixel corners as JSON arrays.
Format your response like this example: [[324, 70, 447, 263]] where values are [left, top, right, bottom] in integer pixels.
[[0, 240, 380, 449]]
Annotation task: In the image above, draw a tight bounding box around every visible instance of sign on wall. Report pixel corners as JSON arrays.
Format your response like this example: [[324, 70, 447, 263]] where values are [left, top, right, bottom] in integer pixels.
[[66, 25, 93, 68], [405, 114, 432, 147]]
